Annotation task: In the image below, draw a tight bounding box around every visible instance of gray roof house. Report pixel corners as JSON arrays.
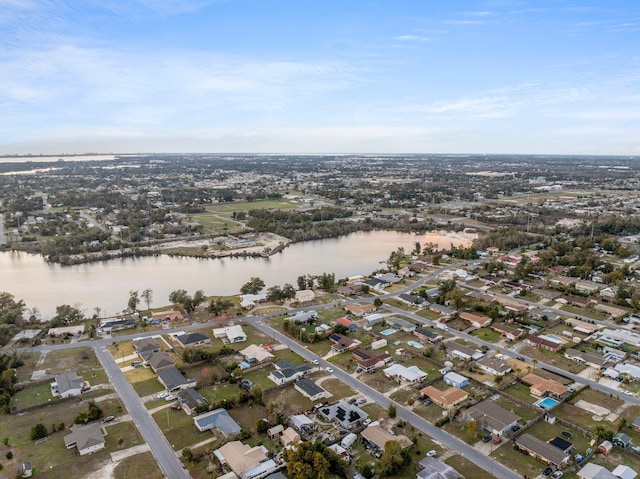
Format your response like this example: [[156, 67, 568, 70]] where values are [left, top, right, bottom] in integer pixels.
[[51, 371, 85, 398], [194, 408, 242, 435], [147, 351, 175, 372], [134, 337, 161, 362], [318, 400, 368, 429], [466, 400, 521, 437], [176, 332, 211, 348], [515, 433, 571, 469], [268, 360, 312, 386], [64, 423, 105, 456], [294, 378, 329, 401], [178, 388, 207, 415], [157, 366, 196, 392]]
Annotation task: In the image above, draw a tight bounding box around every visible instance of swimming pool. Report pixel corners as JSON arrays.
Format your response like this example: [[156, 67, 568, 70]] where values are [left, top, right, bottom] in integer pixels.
[[535, 397, 560, 410], [542, 334, 566, 343], [407, 340, 424, 349], [380, 328, 396, 336]]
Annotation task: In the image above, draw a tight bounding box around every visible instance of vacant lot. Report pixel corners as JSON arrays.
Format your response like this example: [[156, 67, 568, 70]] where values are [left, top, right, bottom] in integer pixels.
[[114, 452, 164, 479]]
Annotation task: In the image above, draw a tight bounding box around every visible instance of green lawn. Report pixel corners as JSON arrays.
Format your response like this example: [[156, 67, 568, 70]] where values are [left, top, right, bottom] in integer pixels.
[[560, 305, 610, 321], [527, 420, 592, 454], [104, 421, 145, 451], [153, 407, 199, 450], [321, 377, 356, 398], [501, 383, 537, 404], [198, 383, 242, 405], [131, 378, 164, 397], [12, 381, 56, 409], [490, 442, 546, 478], [470, 327, 502, 343], [446, 454, 497, 479]]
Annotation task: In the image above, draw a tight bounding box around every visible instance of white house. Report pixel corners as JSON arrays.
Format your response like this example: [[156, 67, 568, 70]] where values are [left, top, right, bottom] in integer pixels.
[[212, 325, 247, 343], [443, 371, 469, 388], [295, 290, 315, 302], [383, 364, 427, 384], [64, 424, 105, 456], [51, 371, 86, 399]]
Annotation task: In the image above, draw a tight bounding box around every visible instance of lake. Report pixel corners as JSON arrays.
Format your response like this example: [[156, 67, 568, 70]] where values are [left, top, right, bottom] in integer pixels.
[[0, 230, 474, 319]]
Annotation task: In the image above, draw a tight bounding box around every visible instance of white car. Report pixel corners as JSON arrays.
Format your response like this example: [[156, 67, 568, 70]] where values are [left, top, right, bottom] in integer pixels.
[[551, 472, 563, 479], [156, 392, 168, 399], [325, 367, 334, 373], [426, 450, 437, 457], [165, 394, 177, 401], [312, 359, 319, 365]]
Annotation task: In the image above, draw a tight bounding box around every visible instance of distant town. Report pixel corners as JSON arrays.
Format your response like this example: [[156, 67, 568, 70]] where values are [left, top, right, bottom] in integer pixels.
[[2, 154, 640, 479]]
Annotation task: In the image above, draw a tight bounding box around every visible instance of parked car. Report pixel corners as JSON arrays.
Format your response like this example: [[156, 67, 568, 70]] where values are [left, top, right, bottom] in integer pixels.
[[551, 472, 563, 479], [165, 394, 177, 401], [511, 424, 521, 432], [482, 435, 492, 443], [325, 367, 334, 373], [102, 416, 115, 423], [131, 361, 142, 368], [240, 379, 254, 390], [543, 467, 553, 476], [312, 359, 319, 365], [493, 437, 502, 445], [426, 450, 437, 457], [358, 398, 367, 405], [348, 398, 357, 405], [156, 392, 168, 399], [561, 431, 572, 439]]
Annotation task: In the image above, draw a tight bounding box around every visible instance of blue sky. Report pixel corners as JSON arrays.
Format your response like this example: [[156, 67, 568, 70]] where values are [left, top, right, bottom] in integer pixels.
[[1, 0, 639, 155]]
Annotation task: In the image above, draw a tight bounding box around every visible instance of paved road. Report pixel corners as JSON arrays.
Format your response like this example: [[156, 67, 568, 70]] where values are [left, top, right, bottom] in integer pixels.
[[244, 316, 520, 479], [80, 210, 107, 232], [94, 345, 190, 479], [0, 213, 5, 245]]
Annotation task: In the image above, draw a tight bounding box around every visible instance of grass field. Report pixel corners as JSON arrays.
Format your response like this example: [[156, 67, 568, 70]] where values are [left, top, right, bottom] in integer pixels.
[[114, 452, 164, 479], [446, 454, 497, 479], [490, 442, 546, 477]]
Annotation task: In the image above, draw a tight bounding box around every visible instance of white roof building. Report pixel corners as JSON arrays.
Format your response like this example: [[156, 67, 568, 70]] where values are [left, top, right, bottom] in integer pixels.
[[383, 364, 427, 383]]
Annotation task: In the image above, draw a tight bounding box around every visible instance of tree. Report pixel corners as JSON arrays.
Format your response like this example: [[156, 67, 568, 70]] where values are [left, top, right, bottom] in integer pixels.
[[207, 297, 233, 316], [413, 241, 421, 255], [30, 423, 48, 441], [378, 440, 408, 477], [297, 275, 310, 290], [50, 304, 84, 328], [373, 297, 383, 308], [127, 290, 140, 313], [240, 277, 265, 295], [282, 283, 296, 300], [192, 290, 206, 308], [317, 272, 336, 292], [141, 288, 153, 310], [286, 441, 345, 479], [182, 447, 193, 462], [387, 403, 397, 418], [465, 419, 477, 439]]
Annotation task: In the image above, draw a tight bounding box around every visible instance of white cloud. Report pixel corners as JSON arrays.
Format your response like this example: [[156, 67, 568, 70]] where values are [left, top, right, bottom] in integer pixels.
[[394, 35, 430, 42]]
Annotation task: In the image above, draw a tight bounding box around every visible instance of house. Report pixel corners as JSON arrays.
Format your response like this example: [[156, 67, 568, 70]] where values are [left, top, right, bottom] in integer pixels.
[[420, 386, 468, 410], [428, 303, 456, 317], [632, 417, 640, 433], [344, 303, 376, 317], [443, 371, 469, 389], [239, 344, 275, 364], [526, 335, 564, 352], [18, 463, 32, 478], [515, 433, 571, 469], [240, 293, 267, 309], [295, 289, 315, 302], [615, 363, 640, 380], [279, 427, 301, 447], [266, 424, 284, 440], [359, 313, 383, 329], [522, 373, 568, 399], [612, 465, 637, 479], [387, 317, 416, 333], [476, 355, 512, 377], [289, 414, 316, 434], [398, 293, 428, 306], [48, 325, 85, 337], [598, 440, 613, 455], [147, 351, 175, 372], [99, 318, 136, 334], [353, 349, 392, 373], [361, 425, 413, 456], [416, 457, 463, 479], [491, 323, 523, 341], [51, 371, 86, 398], [613, 432, 632, 448], [286, 310, 318, 324], [376, 272, 402, 283], [318, 400, 368, 429], [466, 400, 520, 437], [194, 408, 242, 435], [549, 436, 573, 453], [577, 463, 617, 479], [336, 317, 357, 330], [383, 364, 427, 384], [444, 342, 484, 361], [178, 388, 207, 415], [150, 310, 183, 323], [565, 318, 601, 334], [213, 441, 276, 479], [564, 348, 608, 369], [408, 261, 429, 273], [294, 378, 329, 401], [64, 423, 105, 455], [361, 277, 389, 292], [212, 325, 247, 343], [459, 311, 492, 328], [595, 303, 627, 319], [176, 332, 211, 348], [156, 366, 196, 392], [268, 360, 311, 385], [370, 337, 388, 350], [134, 337, 161, 362], [328, 333, 359, 353], [414, 327, 443, 344]]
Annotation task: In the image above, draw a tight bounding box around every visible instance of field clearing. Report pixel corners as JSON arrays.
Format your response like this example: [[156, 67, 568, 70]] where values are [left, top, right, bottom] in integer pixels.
[[446, 454, 496, 479], [206, 198, 300, 216], [114, 452, 164, 479]]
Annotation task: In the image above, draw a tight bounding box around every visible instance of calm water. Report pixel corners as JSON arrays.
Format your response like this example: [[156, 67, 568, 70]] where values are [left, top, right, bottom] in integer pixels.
[[0, 230, 473, 319]]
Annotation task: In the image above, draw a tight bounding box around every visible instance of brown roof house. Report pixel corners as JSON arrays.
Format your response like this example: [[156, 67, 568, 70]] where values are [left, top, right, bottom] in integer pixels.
[[361, 424, 413, 456], [213, 441, 277, 479], [459, 311, 493, 328], [522, 373, 568, 399], [465, 400, 520, 437], [420, 386, 468, 410]]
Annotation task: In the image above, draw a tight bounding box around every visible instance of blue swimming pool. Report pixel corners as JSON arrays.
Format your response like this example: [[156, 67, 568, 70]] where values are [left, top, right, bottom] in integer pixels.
[[542, 334, 566, 343], [380, 328, 396, 336], [535, 397, 560, 410], [407, 340, 424, 349]]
